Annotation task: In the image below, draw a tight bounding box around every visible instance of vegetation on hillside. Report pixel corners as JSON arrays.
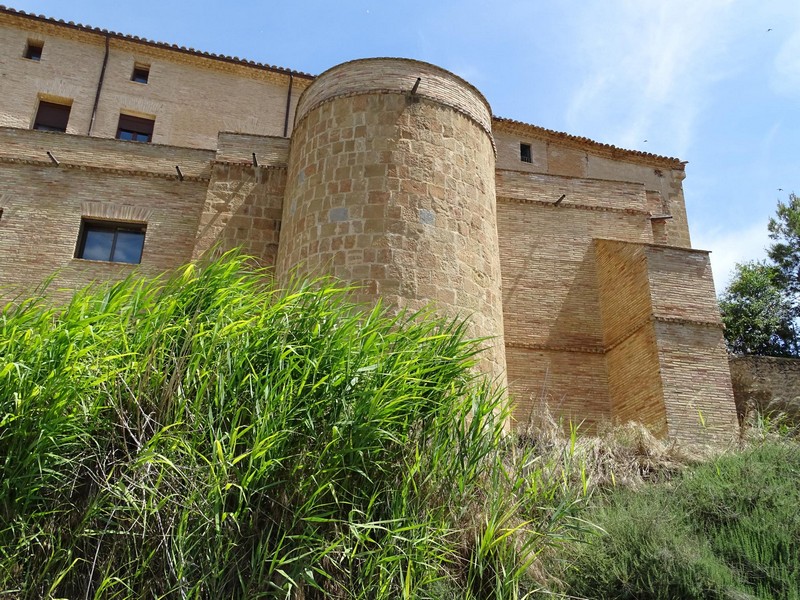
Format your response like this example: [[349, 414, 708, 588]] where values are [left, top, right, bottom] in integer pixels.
[[0, 253, 586, 599], [2, 253, 798, 599], [558, 432, 800, 599]]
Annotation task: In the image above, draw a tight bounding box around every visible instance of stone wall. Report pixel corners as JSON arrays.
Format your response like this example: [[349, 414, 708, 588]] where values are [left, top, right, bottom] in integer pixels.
[[192, 163, 286, 267], [294, 58, 493, 142], [729, 356, 800, 421], [278, 59, 506, 383], [0, 7, 741, 444]]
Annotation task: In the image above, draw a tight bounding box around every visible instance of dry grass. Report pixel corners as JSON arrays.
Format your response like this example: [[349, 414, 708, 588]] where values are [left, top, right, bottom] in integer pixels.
[[515, 405, 711, 495]]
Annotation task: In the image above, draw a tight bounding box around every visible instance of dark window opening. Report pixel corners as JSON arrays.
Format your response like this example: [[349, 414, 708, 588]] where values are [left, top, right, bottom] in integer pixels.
[[33, 100, 71, 132], [75, 219, 146, 264], [520, 143, 532, 163], [131, 64, 150, 84], [24, 40, 43, 61], [116, 113, 155, 143]]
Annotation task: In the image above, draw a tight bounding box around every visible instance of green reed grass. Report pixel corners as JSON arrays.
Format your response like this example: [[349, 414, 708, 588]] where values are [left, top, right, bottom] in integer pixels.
[[0, 253, 564, 599]]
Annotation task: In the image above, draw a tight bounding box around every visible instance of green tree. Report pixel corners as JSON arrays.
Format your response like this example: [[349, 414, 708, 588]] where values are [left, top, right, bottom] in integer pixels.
[[768, 192, 800, 297], [720, 261, 798, 356], [720, 192, 800, 356]]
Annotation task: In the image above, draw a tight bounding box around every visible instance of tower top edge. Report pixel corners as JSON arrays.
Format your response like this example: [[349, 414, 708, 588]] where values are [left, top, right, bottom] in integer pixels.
[[294, 57, 493, 133]]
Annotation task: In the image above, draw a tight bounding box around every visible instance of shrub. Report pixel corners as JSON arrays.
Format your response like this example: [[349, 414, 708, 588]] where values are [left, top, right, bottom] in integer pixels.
[[563, 441, 800, 599]]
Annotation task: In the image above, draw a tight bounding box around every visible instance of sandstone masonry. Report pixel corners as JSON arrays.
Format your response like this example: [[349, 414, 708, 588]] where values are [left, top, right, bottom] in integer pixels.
[[0, 6, 739, 443]]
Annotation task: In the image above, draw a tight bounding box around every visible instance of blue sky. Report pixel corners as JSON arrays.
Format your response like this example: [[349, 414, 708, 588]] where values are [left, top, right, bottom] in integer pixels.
[[10, 0, 800, 291]]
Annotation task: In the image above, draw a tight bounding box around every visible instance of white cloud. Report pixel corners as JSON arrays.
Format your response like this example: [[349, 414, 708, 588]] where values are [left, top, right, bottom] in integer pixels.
[[772, 28, 800, 96], [692, 220, 772, 293], [564, 0, 738, 157]]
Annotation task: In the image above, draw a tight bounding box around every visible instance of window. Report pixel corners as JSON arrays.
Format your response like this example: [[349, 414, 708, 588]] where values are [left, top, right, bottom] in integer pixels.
[[116, 113, 155, 143], [33, 100, 71, 132], [520, 143, 532, 163], [75, 219, 146, 264], [131, 63, 150, 84], [24, 40, 43, 60]]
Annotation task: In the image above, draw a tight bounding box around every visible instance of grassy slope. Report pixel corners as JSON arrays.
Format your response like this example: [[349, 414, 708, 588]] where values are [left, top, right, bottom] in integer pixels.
[[558, 436, 800, 600]]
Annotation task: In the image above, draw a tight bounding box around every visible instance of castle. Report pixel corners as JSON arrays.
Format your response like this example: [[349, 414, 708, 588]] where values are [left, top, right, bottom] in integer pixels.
[[0, 6, 738, 443]]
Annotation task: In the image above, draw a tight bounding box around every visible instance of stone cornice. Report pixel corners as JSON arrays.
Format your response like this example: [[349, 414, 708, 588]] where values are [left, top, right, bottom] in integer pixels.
[[0, 155, 210, 182], [505, 341, 605, 354], [497, 195, 651, 217]]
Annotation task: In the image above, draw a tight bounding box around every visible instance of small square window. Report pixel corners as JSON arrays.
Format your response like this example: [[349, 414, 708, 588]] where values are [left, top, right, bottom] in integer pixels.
[[131, 63, 150, 84], [24, 40, 43, 61], [75, 219, 146, 264], [33, 100, 71, 132], [520, 143, 532, 163], [116, 113, 155, 143]]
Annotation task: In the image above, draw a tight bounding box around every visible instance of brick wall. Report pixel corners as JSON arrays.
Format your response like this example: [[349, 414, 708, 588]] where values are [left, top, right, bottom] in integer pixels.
[[497, 174, 653, 426], [594, 238, 737, 443], [216, 133, 289, 165], [595, 239, 666, 431], [0, 19, 104, 134], [0, 129, 209, 304], [506, 346, 610, 430], [0, 126, 213, 175], [647, 245, 722, 321], [0, 15, 308, 150], [493, 124, 692, 248], [656, 321, 737, 443], [606, 326, 667, 432]]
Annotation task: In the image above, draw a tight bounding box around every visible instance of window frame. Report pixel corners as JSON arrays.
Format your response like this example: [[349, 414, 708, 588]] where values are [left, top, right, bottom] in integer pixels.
[[520, 143, 532, 164], [33, 99, 72, 133], [131, 63, 150, 84], [116, 113, 155, 143], [74, 219, 147, 264], [24, 39, 43, 61]]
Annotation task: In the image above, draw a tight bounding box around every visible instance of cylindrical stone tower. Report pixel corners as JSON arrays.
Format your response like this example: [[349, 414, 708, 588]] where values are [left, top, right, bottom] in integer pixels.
[[276, 58, 506, 384]]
